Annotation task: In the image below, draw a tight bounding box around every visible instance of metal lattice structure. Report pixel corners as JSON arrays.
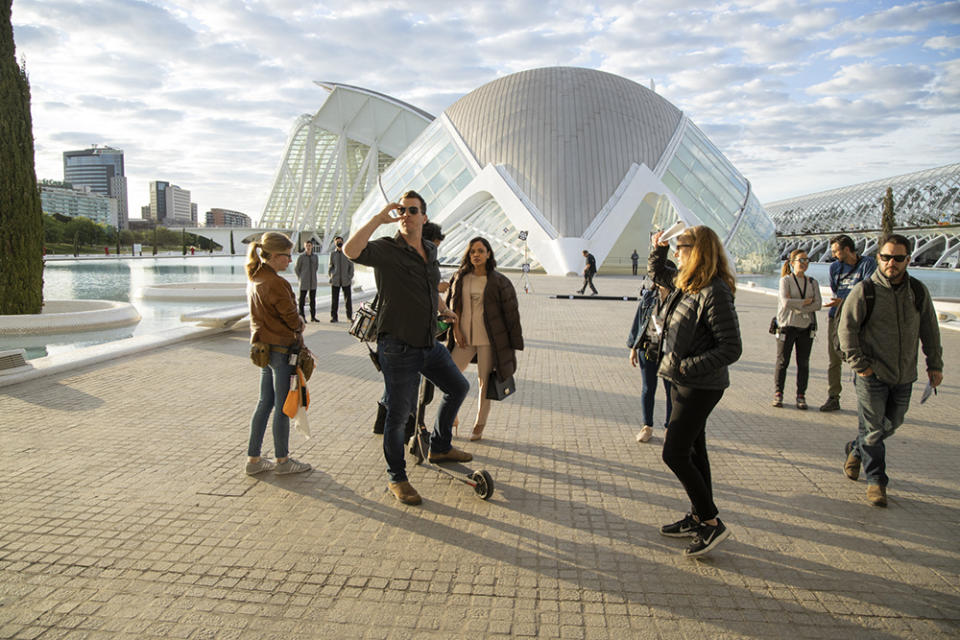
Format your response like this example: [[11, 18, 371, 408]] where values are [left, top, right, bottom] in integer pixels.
[[766, 163, 960, 236], [259, 83, 433, 252]]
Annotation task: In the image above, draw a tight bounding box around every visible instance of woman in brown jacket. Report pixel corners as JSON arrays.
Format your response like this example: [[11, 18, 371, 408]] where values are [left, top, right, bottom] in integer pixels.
[[446, 237, 523, 441], [245, 232, 312, 476]]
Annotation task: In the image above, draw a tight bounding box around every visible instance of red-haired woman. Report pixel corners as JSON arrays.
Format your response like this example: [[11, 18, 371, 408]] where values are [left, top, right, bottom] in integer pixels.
[[650, 226, 742, 557]]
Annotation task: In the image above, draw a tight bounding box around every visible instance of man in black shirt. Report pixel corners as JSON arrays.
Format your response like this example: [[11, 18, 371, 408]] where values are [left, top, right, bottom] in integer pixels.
[[344, 190, 471, 505], [578, 249, 598, 295]]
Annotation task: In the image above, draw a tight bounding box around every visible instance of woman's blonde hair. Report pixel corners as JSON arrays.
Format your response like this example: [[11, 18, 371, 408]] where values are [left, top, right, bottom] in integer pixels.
[[781, 249, 808, 277], [674, 225, 736, 296], [246, 232, 293, 280]]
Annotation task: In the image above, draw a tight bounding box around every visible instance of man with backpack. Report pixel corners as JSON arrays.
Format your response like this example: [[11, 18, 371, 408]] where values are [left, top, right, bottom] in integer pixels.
[[837, 234, 943, 507], [821, 235, 876, 411]]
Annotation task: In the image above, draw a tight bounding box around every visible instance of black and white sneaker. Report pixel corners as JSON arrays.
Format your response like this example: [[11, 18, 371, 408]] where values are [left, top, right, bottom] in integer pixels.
[[659, 513, 699, 538], [684, 519, 730, 557]]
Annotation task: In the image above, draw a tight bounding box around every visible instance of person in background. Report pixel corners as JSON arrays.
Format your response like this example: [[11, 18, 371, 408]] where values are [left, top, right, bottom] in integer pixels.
[[630, 249, 640, 276], [328, 235, 354, 323], [445, 237, 524, 442], [295, 239, 320, 323], [650, 226, 741, 557], [820, 234, 876, 411], [627, 258, 677, 443], [245, 232, 312, 476], [577, 249, 598, 295], [773, 249, 822, 409]]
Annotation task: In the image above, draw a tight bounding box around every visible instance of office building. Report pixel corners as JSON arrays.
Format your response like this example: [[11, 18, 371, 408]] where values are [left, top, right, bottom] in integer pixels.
[[40, 181, 115, 226], [62, 146, 129, 229]]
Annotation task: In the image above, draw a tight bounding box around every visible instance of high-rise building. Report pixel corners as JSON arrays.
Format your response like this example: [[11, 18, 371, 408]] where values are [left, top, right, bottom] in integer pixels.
[[205, 208, 253, 227], [62, 146, 129, 229], [148, 181, 195, 226], [148, 181, 168, 223]]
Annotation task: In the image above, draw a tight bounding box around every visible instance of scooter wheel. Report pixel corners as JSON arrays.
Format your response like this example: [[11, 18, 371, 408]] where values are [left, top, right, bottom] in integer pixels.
[[471, 470, 494, 500]]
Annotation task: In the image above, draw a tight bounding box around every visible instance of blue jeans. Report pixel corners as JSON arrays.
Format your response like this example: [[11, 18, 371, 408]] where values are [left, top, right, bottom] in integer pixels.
[[378, 335, 469, 483], [639, 350, 672, 428], [248, 349, 295, 458], [850, 374, 912, 487]]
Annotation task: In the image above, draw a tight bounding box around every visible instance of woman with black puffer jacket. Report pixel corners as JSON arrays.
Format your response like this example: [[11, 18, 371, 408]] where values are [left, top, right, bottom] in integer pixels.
[[649, 225, 742, 558]]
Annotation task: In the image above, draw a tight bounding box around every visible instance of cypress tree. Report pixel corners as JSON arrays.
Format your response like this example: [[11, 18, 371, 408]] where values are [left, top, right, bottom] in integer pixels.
[[152, 227, 158, 255], [230, 230, 235, 255], [881, 187, 895, 238], [181, 228, 186, 255], [0, 0, 44, 314]]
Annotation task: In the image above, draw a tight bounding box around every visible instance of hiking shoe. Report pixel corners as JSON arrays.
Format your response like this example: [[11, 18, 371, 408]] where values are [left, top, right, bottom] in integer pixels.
[[428, 446, 473, 463], [796, 395, 808, 410], [660, 513, 699, 538], [636, 425, 654, 443], [245, 457, 276, 475], [772, 392, 783, 408], [867, 485, 887, 507], [684, 519, 730, 557], [274, 458, 312, 475], [388, 481, 422, 505], [819, 396, 841, 412], [844, 447, 861, 481]]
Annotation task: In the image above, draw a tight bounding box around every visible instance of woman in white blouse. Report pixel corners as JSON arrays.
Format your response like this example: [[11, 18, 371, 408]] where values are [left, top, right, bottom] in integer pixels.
[[774, 249, 822, 409]]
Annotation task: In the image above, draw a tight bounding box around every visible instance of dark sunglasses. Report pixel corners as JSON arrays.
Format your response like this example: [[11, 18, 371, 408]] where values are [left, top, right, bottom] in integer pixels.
[[878, 254, 908, 263], [793, 257, 809, 263], [397, 206, 421, 215], [675, 243, 693, 249]]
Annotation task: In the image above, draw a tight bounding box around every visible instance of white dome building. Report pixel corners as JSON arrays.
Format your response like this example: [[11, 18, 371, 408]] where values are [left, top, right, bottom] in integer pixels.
[[266, 67, 776, 273]]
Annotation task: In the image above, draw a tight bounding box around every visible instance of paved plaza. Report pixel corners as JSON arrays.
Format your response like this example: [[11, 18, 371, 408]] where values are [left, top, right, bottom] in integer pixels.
[[1, 273, 958, 639]]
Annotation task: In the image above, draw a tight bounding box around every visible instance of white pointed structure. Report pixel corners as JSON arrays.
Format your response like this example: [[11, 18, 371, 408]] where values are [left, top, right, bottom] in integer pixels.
[[348, 67, 776, 274], [259, 82, 433, 252]]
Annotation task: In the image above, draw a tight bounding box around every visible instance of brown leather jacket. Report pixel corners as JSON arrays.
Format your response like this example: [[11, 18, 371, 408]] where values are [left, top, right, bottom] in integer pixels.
[[248, 264, 303, 346], [445, 269, 524, 380]]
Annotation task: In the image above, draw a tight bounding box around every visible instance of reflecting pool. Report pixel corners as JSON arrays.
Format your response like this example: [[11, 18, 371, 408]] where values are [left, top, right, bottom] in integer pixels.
[[2, 255, 313, 359]]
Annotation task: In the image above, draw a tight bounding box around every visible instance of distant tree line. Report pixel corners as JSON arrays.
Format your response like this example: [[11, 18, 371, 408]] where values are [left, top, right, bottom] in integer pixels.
[[43, 214, 222, 254]]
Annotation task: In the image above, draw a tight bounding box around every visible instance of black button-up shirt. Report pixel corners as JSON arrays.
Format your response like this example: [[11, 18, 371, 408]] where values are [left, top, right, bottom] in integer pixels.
[[351, 233, 440, 348]]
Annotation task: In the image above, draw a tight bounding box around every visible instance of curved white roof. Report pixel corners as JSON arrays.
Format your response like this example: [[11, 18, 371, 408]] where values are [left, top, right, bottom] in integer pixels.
[[443, 67, 683, 236]]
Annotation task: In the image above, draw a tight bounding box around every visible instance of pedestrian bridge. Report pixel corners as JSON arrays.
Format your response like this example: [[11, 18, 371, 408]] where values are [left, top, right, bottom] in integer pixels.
[[777, 225, 960, 268]]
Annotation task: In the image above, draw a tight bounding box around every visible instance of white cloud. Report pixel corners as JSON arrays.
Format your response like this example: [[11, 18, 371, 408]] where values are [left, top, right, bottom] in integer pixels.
[[925, 35, 960, 50], [828, 36, 916, 59]]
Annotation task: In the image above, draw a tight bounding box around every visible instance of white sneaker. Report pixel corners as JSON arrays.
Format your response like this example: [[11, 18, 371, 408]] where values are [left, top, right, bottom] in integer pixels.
[[636, 425, 654, 443]]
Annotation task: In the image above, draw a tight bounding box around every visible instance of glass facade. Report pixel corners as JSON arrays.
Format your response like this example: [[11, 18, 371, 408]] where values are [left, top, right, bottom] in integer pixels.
[[435, 199, 541, 270], [660, 122, 777, 272], [766, 163, 960, 235]]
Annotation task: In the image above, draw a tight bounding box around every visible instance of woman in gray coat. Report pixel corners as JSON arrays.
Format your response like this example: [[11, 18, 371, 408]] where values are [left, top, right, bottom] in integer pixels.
[[650, 225, 742, 557]]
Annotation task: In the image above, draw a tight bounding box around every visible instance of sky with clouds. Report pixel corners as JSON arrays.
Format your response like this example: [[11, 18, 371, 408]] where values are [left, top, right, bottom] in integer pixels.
[[11, 0, 960, 224]]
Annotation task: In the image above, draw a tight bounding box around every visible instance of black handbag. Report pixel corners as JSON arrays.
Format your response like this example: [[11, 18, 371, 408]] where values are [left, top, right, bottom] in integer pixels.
[[486, 371, 516, 401], [768, 317, 779, 335]]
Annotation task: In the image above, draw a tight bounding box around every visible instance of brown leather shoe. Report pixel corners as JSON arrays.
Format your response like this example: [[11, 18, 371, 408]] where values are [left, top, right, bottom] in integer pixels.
[[428, 446, 473, 463], [388, 481, 422, 505], [866, 485, 887, 507], [844, 451, 860, 481]]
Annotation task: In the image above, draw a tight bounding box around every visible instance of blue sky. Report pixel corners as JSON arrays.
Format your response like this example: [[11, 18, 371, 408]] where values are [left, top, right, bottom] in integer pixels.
[[11, 0, 960, 222]]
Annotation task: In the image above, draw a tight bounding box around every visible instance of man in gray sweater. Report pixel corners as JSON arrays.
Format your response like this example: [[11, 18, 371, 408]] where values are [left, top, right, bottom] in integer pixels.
[[838, 234, 943, 507]]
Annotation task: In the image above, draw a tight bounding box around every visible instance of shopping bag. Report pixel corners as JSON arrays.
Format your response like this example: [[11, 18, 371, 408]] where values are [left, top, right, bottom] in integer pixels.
[[292, 404, 311, 438]]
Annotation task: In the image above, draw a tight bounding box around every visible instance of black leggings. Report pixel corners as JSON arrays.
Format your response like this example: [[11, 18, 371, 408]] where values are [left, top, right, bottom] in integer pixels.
[[774, 326, 813, 395], [661, 385, 724, 522]]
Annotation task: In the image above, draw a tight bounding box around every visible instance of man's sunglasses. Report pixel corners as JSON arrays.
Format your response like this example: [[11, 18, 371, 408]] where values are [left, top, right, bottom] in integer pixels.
[[878, 254, 908, 263], [397, 206, 421, 215]]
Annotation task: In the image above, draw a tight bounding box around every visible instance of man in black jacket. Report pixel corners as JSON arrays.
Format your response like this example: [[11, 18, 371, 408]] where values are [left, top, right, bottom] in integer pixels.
[[578, 249, 598, 295]]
